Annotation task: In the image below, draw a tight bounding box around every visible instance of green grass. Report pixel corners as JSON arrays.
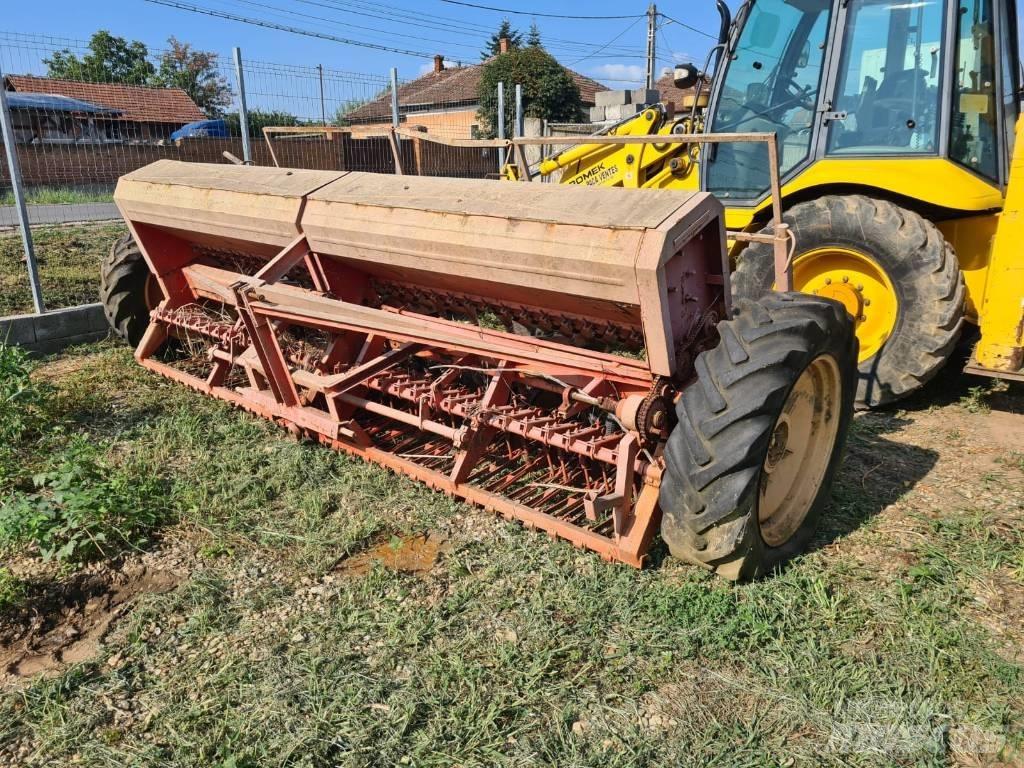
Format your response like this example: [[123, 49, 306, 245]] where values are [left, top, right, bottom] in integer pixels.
[[0, 222, 126, 316], [0, 186, 114, 206], [0, 342, 1021, 766]]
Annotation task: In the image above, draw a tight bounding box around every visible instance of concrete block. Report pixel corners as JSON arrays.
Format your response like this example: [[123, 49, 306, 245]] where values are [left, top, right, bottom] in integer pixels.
[[631, 88, 661, 106], [32, 304, 106, 342], [605, 103, 643, 121], [589, 105, 607, 123], [29, 331, 106, 358], [0, 314, 39, 345], [595, 89, 630, 108]]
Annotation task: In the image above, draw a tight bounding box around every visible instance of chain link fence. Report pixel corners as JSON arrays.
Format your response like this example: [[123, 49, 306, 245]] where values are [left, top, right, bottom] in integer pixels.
[[0, 31, 528, 318]]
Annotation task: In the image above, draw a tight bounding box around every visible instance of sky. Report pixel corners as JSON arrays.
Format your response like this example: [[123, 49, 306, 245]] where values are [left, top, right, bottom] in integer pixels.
[[0, 0, 732, 87]]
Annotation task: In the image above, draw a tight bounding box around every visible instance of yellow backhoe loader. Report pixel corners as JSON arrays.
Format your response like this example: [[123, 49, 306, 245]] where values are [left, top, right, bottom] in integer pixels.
[[528, 0, 1023, 407]]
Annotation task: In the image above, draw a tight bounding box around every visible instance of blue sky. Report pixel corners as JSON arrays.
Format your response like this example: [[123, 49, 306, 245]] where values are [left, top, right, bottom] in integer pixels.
[[1, 0, 731, 86]]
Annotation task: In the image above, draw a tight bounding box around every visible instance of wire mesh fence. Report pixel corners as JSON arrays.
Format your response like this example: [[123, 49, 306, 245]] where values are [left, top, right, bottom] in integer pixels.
[[0, 31, 533, 316]]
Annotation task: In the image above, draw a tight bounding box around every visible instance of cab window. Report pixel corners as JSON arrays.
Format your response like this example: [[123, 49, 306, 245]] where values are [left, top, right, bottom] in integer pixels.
[[949, 0, 1000, 180], [707, 0, 832, 199], [827, 0, 945, 156]]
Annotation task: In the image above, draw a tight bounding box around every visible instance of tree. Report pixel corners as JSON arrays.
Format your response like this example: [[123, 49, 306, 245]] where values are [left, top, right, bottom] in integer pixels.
[[481, 18, 522, 59], [224, 109, 298, 138], [334, 98, 371, 126], [155, 37, 232, 117], [477, 47, 583, 138], [45, 30, 154, 84], [527, 22, 542, 48]]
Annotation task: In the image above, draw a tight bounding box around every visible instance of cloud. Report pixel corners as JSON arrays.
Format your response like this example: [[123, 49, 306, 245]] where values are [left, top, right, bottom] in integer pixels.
[[588, 63, 645, 85]]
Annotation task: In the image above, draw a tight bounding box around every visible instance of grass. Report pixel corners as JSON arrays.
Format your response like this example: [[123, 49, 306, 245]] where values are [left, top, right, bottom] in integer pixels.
[[0, 186, 114, 206], [0, 222, 126, 316], [0, 341, 1021, 766]]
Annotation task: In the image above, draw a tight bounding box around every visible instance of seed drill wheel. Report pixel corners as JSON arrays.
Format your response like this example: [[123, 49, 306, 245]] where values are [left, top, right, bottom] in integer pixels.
[[100, 232, 160, 347], [659, 292, 858, 581], [732, 195, 965, 408]]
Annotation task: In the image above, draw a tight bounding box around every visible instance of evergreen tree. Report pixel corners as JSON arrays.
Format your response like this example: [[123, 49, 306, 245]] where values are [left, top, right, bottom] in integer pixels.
[[527, 22, 542, 48], [481, 19, 523, 59]]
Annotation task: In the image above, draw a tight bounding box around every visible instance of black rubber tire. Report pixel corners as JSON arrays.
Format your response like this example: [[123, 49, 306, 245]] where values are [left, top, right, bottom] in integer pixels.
[[100, 232, 152, 347], [659, 292, 858, 581], [731, 195, 965, 408]]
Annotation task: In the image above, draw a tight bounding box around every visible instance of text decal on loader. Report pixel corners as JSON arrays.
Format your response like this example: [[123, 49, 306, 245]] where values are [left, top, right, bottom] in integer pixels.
[[568, 161, 619, 185]]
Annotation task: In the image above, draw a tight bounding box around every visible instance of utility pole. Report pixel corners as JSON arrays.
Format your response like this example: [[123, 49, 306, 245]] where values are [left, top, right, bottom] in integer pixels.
[[645, 3, 657, 90]]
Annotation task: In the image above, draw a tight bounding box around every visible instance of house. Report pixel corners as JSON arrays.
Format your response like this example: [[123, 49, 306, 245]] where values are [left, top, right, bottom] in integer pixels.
[[4, 92, 122, 144], [655, 70, 711, 116], [342, 46, 607, 139], [4, 75, 206, 142]]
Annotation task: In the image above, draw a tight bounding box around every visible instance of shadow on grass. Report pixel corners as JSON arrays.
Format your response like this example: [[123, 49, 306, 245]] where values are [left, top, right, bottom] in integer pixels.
[[811, 411, 938, 554]]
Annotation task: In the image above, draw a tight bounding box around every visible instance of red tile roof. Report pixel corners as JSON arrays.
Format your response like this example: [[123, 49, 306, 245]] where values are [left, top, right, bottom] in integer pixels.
[[345, 60, 607, 123], [5, 75, 206, 124]]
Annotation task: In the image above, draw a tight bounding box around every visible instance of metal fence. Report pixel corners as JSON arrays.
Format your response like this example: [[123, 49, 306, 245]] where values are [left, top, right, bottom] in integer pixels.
[[0, 31, 536, 318]]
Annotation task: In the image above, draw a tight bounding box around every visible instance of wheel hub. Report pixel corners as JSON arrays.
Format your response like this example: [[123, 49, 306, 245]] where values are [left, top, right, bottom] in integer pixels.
[[790, 247, 898, 363], [816, 281, 863, 319]]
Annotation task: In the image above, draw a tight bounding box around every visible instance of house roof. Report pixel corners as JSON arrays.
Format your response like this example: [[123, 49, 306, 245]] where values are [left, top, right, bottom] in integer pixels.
[[7, 92, 121, 115], [4, 75, 206, 124], [344, 58, 607, 123]]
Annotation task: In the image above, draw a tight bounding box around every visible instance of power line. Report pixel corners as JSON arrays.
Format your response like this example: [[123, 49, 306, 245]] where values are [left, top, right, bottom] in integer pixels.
[[221, 0, 644, 59], [291, 0, 645, 57], [144, 0, 440, 57], [437, 0, 642, 21], [568, 15, 645, 65], [658, 12, 717, 40]]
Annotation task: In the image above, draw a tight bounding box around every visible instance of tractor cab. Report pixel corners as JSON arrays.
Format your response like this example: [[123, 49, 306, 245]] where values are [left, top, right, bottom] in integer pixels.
[[704, 0, 1020, 208]]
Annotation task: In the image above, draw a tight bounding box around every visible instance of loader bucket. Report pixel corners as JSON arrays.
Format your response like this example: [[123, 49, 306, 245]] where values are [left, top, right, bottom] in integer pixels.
[[114, 160, 731, 567]]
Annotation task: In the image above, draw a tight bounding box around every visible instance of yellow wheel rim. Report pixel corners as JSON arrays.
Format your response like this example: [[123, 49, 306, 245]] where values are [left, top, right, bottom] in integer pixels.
[[759, 354, 842, 547], [787, 247, 898, 363]]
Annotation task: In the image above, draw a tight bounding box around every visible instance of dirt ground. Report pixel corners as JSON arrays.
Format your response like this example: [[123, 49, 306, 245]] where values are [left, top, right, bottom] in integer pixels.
[[0, 343, 1022, 766]]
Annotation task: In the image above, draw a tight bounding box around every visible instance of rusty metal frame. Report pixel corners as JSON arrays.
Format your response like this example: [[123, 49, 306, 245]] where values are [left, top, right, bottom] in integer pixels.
[[116, 160, 736, 569], [388, 126, 793, 291]]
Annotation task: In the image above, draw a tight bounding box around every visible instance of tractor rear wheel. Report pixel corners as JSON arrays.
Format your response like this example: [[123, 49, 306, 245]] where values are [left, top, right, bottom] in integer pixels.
[[731, 195, 964, 407], [660, 292, 857, 581], [100, 232, 158, 347]]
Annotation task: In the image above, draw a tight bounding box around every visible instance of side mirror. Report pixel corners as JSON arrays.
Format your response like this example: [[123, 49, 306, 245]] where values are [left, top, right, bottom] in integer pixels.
[[674, 63, 702, 90]]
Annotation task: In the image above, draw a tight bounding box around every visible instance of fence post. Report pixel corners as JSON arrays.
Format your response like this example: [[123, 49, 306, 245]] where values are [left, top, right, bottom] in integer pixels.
[[233, 47, 252, 164], [0, 66, 44, 315], [514, 83, 524, 138], [390, 67, 400, 139], [317, 64, 326, 125], [497, 81, 505, 170]]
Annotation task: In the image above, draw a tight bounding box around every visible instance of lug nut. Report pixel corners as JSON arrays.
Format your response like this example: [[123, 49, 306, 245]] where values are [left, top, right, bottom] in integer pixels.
[[842, 275, 849, 283], [824, 277, 832, 285], [864, 298, 871, 306], [856, 283, 864, 291]]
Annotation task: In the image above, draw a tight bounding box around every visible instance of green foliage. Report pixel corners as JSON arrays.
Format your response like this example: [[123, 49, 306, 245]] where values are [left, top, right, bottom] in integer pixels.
[[45, 30, 229, 116], [155, 36, 232, 117], [527, 21, 542, 48], [45, 30, 155, 84], [0, 440, 167, 564], [223, 109, 299, 138], [0, 342, 47, 448], [481, 18, 523, 59], [477, 47, 584, 137], [0, 343, 49, 488], [333, 98, 371, 126], [0, 567, 27, 613]]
